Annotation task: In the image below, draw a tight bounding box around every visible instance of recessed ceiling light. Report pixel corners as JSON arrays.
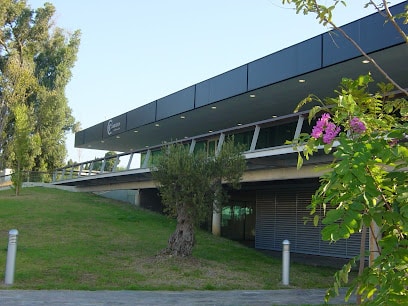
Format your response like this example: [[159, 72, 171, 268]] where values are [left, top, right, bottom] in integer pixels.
[[145, 145, 149, 148], [298, 79, 306, 83], [237, 123, 242, 126], [208, 130, 213, 133], [211, 106, 217, 110], [272, 115, 278, 118], [116, 136, 120, 139], [155, 123, 160, 127], [100, 140, 104, 143], [184, 136, 188, 139], [88, 145, 92, 148], [180, 115, 186, 119], [249, 94, 256, 98], [134, 130, 138, 133], [362, 59, 370, 64]]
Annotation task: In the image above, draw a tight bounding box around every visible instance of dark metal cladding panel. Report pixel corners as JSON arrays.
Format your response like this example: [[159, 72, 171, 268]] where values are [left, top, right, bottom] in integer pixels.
[[322, 23, 360, 67], [156, 86, 195, 120], [74, 130, 85, 147], [102, 113, 127, 138], [323, 3, 407, 67], [83, 122, 103, 144], [195, 65, 247, 107], [127, 101, 156, 129], [360, 2, 408, 53], [248, 37, 322, 91]]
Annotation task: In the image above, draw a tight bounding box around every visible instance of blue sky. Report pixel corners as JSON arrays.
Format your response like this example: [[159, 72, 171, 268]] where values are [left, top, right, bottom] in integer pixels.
[[26, 0, 405, 163]]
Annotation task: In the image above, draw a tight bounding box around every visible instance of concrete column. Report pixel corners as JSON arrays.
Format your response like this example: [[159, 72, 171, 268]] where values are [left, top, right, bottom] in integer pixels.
[[212, 210, 221, 236], [134, 190, 141, 207]]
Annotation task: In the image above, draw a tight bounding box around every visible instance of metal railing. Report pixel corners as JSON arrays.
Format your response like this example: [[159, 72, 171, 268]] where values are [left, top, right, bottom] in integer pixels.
[[53, 111, 310, 183], [0, 171, 53, 187]]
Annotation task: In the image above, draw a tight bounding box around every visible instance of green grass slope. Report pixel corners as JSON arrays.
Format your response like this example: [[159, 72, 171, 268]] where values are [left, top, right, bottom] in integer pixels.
[[0, 187, 336, 290]]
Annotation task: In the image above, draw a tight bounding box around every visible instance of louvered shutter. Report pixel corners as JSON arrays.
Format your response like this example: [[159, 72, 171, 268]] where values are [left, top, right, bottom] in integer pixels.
[[255, 183, 367, 258]]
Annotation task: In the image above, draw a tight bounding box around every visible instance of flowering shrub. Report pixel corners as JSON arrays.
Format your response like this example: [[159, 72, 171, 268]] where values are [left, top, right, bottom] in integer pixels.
[[349, 117, 366, 134], [311, 113, 342, 144], [291, 74, 408, 305]]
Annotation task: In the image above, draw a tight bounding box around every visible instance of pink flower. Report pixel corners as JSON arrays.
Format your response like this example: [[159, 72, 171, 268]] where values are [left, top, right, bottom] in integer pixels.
[[322, 122, 341, 144], [311, 125, 323, 139], [350, 117, 366, 134], [311, 113, 330, 139], [320, 113, 331, 123], [311, 113, 340, 144]]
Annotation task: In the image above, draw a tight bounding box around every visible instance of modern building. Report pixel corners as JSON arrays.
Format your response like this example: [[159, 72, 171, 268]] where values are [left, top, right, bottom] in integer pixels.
[[62, 2, 407, 259]]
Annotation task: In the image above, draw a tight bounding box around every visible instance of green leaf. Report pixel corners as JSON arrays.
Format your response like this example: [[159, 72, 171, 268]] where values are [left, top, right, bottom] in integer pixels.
[[297, 153, 304, 169], [367, 288, 377, 299], [398, 146, 408, 158], [322, 224, 340, 241], [351, 168, 366, 184], [308, 105, 323, 122], [313, 214, 320, 227]]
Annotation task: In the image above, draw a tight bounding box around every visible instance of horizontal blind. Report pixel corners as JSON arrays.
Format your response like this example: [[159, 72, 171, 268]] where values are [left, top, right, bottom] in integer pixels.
[[255, 184, 367, 258], [255, 191, 276, 249]]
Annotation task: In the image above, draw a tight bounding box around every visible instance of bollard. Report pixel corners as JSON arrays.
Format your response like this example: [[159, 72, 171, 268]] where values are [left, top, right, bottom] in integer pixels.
[[282, 239, 290, 286], [5, 229, 19, 285]]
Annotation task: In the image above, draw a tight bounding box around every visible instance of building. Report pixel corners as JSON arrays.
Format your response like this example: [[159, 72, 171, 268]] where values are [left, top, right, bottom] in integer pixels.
[[64, 2, 407, 259]]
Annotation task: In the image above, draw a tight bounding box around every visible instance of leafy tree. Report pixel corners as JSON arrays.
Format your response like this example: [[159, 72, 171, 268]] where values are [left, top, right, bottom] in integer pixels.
[[90, 151, 119, 172], [0, 52, 39, 194], [33, 26, 81, 171], [284, 0, 408, 304], [9, 103, 41, 195], [152, 139, 246, 257], [104, 151, 119, 172], [0, 0, 80, 173]]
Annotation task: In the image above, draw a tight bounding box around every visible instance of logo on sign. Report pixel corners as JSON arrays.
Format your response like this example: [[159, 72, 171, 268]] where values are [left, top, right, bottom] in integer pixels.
[[107, 119, 121, 135]]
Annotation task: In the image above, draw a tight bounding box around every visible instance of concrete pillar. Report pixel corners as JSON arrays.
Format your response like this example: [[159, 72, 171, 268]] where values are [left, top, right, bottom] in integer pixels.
[[212, 210, 221, 236], [134, 190, 140, 207]]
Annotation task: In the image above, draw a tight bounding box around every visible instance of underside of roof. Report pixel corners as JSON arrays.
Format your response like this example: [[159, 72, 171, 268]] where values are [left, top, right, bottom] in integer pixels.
[[75, 2, 408, 153]]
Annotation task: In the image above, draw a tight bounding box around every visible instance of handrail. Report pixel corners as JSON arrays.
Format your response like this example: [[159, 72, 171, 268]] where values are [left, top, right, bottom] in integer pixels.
[[53, 111, 310, 183], [0, 171, 53, 186]]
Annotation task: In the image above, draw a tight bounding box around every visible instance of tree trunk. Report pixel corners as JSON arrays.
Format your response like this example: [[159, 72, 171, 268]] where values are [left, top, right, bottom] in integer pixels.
[[165, 204, 195, 257], [356, 225, 367, 305]]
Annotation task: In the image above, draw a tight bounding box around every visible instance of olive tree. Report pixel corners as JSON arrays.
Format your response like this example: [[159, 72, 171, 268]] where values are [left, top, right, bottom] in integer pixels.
[[152, 138, 246, 257]]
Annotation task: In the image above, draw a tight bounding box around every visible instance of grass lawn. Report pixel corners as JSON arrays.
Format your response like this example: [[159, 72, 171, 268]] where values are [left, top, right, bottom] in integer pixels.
[[0, 187, 340, 291]]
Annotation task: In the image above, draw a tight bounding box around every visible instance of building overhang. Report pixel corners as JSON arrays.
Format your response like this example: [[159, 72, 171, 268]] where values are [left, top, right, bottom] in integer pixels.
[[75, 3, 407, 153]]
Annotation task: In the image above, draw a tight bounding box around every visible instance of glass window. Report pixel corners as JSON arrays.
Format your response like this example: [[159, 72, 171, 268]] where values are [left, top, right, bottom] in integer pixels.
[[140, 149, 162, 167], [301, 118, 315, 135], [232, 131, 252, 151], [255, 121, 298, 149], [207, 139, 217, 157], [194, 141, 206, 154]]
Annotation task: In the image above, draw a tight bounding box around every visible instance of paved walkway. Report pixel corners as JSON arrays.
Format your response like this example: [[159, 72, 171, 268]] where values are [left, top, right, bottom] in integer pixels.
[[0, 289, 355, 305]]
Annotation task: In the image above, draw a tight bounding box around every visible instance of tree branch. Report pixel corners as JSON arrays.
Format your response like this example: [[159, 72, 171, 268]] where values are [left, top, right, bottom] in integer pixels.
[[356, 224, 367, 305], [381, 0, 408, 44], [311, 0, 408, 96], [0, 37, 11, 55], [313, 0, 408, 96]]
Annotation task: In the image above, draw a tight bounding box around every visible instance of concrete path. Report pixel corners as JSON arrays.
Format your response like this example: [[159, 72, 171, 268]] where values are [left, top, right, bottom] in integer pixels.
[[0, 289, 356, 305]]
